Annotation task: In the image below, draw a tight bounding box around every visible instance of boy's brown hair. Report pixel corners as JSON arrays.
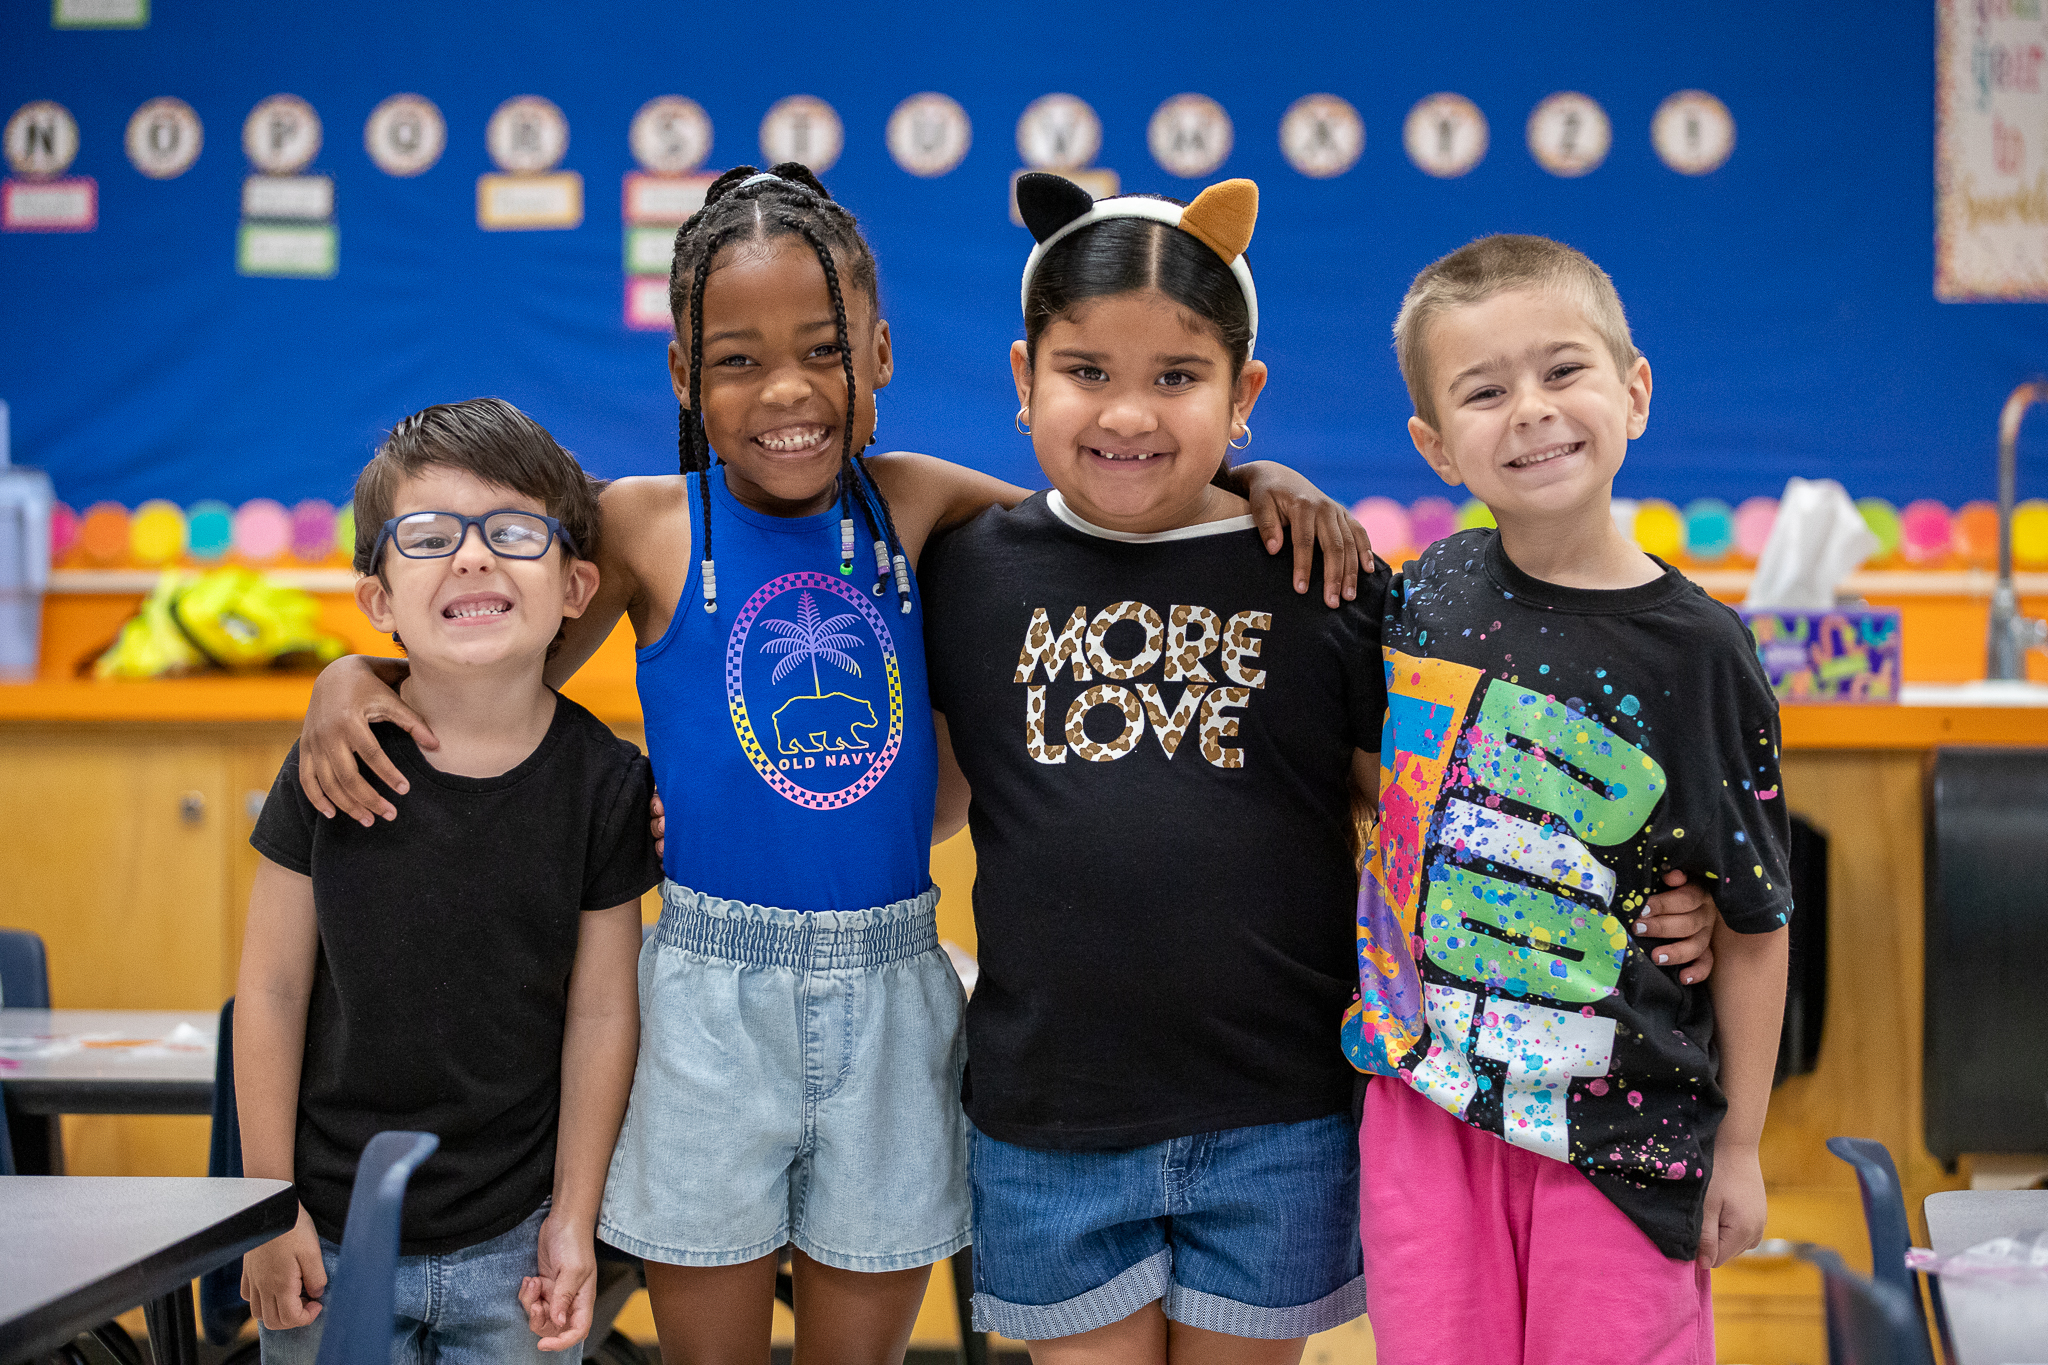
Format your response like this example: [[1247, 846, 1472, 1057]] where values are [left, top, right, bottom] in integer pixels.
[[352, 398, 602, 578], [1394, 234, 1638, 430]]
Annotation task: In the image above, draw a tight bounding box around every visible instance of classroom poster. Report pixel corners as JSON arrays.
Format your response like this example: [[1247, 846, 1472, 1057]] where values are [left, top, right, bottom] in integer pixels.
[[1936, 0, 2048, 299]]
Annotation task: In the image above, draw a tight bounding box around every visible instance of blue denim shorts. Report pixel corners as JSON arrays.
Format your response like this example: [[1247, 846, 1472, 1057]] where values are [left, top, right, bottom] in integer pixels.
[[597, 880, 970, 1272], [259, 1203, 564, 1365], [967, 1114, 1366, 1341]]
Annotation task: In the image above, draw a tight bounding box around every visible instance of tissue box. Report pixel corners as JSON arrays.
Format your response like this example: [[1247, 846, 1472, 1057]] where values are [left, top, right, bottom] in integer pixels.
[[1739, 608, 1901, 703]]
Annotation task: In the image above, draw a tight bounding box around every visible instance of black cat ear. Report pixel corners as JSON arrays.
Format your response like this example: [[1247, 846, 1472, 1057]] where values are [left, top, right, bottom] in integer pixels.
[[1015, 173, 1096, 242]]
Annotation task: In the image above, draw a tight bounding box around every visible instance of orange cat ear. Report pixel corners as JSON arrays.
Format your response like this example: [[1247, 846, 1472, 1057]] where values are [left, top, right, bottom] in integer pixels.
[[1179, 179, 1258, 261]]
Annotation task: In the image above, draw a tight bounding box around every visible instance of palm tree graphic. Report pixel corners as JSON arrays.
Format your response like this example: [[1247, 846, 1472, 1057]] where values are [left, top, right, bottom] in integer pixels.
[[759, 591, 864, 696]]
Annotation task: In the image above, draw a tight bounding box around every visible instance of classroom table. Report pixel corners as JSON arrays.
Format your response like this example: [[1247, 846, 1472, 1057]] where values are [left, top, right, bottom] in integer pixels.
[[1923, 1189, 2048, 1365], [0, 1176, 293, 1365], [1924, 1188, 2048, 1254], [0, 1009, 215, 1116]]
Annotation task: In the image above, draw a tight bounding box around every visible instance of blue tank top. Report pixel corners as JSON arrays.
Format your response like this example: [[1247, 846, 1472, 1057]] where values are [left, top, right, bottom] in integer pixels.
[[636, 472, 936, 911]]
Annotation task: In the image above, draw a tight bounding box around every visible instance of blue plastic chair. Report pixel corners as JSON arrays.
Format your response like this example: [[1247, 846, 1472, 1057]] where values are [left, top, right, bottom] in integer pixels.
[[0, 926, 51, 1008], [1797, 1244, 1936, 1365], [1827, 1138, 1918, 1302], [198, 997, 253, 1349], [312, 1131, 440, 1365]]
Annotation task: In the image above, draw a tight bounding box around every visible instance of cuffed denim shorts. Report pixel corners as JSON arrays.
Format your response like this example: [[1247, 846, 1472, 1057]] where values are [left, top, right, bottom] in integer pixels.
[[597, 880, 970, 1273], [967, 1113, 1367, 1341], [259, 1203, 564, 1365]]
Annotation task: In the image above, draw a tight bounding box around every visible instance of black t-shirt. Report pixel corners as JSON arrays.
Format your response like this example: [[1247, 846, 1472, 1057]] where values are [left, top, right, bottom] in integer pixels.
[[923, 491, 1391, 1150], [250, 694, 661, 1254], [1345, 530, 1793, 1259]]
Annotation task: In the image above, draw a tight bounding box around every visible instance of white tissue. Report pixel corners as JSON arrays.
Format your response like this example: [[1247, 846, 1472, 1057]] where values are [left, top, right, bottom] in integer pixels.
[[1745, 478, 1880, 610]]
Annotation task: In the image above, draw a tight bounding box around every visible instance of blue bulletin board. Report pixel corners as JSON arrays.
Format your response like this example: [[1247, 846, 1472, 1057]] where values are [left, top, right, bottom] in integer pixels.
[[1, 1, 2043, 513]]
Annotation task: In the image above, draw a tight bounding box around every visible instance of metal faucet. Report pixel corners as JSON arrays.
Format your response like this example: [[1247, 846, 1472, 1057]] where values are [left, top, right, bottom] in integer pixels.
[[1990, 380, 2048, 680]]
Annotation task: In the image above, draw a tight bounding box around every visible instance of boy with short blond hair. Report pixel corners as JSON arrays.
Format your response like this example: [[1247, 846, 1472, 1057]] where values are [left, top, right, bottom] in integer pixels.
[[1345, 236, 1792, 1364], [236, 398, 660, 1365]]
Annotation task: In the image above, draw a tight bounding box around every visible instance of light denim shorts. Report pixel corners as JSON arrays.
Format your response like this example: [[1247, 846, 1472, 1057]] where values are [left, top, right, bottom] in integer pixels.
[[597, 879, 970, 1272], [259, 1203, 566, 1365]]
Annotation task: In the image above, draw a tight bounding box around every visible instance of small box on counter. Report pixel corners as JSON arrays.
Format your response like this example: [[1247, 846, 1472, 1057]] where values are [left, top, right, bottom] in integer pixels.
[[1739, 608, 1902, 703]]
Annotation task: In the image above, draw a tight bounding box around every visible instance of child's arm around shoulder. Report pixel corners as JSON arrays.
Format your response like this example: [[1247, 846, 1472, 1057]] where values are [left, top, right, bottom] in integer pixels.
[[234, 853, 328, 1329]]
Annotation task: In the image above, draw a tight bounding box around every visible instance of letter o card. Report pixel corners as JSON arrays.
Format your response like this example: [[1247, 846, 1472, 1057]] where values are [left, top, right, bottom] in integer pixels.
[[1280, 94, 1364, 179], [631, 96, 712, 174], [6, 102, 80, 179], [1652, 91, 1734, 175], [488, 96, 569, 174], [1526, 91, 1611, 178], [887, 93, 970, 178], [759, 95, 841, 173], [366, 94, 446, 177], [244, 95, 321, 174], [1148, 93, 1232, 179], [1016, 93, 1100, 172], [126, 97, 202, 179], [1404, 93, 1487, 179]]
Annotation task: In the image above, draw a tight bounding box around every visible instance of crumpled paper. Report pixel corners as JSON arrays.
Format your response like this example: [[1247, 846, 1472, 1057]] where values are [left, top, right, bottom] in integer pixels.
[[1745, 478, 1880, 610]]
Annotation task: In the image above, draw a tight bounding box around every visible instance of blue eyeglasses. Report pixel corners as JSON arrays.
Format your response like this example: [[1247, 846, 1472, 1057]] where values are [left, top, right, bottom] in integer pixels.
[[372, 509, 579, 568]]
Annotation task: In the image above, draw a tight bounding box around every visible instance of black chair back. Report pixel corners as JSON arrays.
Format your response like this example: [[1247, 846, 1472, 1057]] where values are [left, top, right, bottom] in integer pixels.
[[313, 1131, 440, 1365], [1797, 1244, 1935, 1365], [0, 926, 50, 1009], [200, 997, 251, 1345]]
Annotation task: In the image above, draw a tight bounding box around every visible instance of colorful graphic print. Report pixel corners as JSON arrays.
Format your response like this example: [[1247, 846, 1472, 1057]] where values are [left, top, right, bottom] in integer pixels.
[[725, 571, 903, 810], [1344, 648, 1669, 1162]]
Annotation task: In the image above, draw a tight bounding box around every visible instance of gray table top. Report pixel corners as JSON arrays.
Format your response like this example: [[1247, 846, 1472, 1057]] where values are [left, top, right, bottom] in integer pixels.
[[1926, 1189, 2048, 1255], [0, 1009, 216, 1115], [0, 1176, 294, 1365]]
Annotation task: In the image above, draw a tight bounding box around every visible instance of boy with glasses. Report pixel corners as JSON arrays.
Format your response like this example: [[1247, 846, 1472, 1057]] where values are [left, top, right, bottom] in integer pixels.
[[236, 398, 661, 1364]]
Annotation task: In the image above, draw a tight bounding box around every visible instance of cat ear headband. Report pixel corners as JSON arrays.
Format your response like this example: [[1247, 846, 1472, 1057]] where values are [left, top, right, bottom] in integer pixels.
[[1015, 173, 1260, 357]]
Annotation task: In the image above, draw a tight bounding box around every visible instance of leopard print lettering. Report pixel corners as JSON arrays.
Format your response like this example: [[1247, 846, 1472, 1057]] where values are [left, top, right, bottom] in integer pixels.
[[1063, 684, 1144, 762], [1165, 604, 1221, 682], [1023, 684, 1067, 764], [1197, 685, 1253, 768], [1084, 602, 1164, 680], [1015, 606, 1092, 683], [1221, 611, 1273, 688], [1135, 682, 1206, 758]]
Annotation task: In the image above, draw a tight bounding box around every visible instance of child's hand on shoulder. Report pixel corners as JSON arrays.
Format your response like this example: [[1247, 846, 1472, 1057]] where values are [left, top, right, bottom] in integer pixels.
[[519, 1209, 597, 1351], [241, 1204, 327, 1330], [1698, 1144, 1767, 1268], [1236, 461, 1378, 607]]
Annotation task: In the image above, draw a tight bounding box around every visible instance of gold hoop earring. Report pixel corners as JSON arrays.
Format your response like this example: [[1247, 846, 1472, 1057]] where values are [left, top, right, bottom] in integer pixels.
[[1016, 408, 1032, 435], [1228, 425, 1251, 451]]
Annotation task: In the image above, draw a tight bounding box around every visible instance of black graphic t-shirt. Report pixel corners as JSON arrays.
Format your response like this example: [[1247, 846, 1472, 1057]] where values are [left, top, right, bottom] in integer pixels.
[[923, 491, 1390, 1150], [251, 696, 662, 1254], [1343, 530, 1794, 1259]]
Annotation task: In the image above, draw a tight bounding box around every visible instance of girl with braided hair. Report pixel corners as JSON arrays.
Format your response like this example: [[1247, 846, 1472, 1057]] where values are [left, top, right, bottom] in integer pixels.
[[294, 163, 1374, 1363]]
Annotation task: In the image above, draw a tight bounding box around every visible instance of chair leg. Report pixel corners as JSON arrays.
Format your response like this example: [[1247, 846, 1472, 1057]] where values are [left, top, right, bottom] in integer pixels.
[[141, 1284, 198, 1365], [950, 1246, 987, 1365]]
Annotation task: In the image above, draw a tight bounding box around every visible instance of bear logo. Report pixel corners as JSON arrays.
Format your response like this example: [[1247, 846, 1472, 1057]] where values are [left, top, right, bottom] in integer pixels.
[[772, 692, 879, 754]]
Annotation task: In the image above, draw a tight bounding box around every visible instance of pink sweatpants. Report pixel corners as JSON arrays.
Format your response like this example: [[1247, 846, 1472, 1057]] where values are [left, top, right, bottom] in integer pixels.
[[1359, 1076, 1714, 1365]]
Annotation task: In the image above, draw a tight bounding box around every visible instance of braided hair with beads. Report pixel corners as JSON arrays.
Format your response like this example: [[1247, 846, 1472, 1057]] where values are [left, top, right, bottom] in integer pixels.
[[668, 163, 912, 614]]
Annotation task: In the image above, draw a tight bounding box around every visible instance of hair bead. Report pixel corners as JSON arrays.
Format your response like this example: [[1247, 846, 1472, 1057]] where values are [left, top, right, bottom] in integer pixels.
[[892, 551, 912, 613], [701, 557, 717, 613]]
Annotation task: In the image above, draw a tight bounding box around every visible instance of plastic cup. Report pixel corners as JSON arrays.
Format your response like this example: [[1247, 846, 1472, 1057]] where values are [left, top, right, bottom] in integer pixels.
[[1350, 497, 1412, 564], [1408, 497, 1459, 549], [1733, 497, 1777, 561], [291, 499, 336, 562], [1456, 498, 1496, 530], [78, 502, 131, 567], [1856, 498, 1902, 565], [49, 503, 79, 564], [129, 499, 188, 565], [1683, 498, 1735, 564], [234, 498, 291, 563], [187, 500, 234, 561], [1633, 499, 1684, 560], [1899, 499, 1953, 566], [1953, 501, 2000, 568]]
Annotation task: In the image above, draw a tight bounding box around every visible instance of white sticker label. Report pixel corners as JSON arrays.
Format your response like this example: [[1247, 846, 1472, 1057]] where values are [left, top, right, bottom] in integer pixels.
[[1016, 93, 1100, 172], [1148, 93, 1233, 179], [53, 0, 146, 27], [365, 94, 446, 178], [244, 95, 321, 175], [487, 96, 570, 174], [237, 222, 337, 277], [1009, 166, 1118, 226], [1280, 94, 1364, 179], [625, 276, 673, 332], [1527, 91, 1611, 178], [759, 95, 842, 173], [625, 224, 676, 275], [477, 171, 583, 229], [2, 177, 96, 230], [1403, 93, 1488, 179], [6, 102, 80, 179], [125, 97, 202, 180], [623, 170, 714, 225], [1652, 90, 1735, 176], [630, 96, 712, 174], [888, 93, 971, 178], [242, 174, 333, 221]]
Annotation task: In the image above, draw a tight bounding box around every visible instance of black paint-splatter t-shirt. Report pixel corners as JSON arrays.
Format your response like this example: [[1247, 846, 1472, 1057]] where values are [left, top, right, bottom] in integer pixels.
[[1342, 529, 1793, 1259]]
